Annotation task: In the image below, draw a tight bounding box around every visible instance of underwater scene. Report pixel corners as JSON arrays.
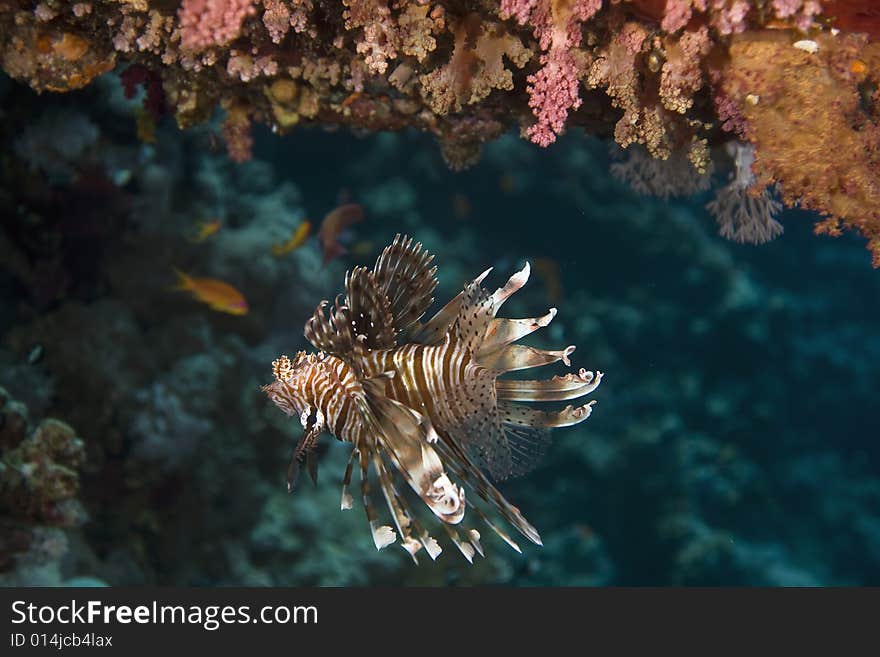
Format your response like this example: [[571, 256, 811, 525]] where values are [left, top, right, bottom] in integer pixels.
[[1, 0, 879, 587]]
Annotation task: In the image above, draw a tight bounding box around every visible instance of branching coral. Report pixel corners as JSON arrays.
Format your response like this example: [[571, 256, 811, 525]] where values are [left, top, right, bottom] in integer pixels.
[[343, 0, 399, 75], [1, 1, 879, 262], [611, 144, 713, 199], [708, 184, 783, 245], [706, 142, 783, 245], [262, 0, 291, 44]]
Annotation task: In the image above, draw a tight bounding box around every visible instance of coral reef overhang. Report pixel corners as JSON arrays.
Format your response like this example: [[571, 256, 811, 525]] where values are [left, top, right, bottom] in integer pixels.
[[2, 0, 879, 265]]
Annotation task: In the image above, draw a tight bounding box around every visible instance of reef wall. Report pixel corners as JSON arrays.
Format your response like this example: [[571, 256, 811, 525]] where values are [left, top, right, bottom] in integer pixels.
[[1, 1, 879, 263]]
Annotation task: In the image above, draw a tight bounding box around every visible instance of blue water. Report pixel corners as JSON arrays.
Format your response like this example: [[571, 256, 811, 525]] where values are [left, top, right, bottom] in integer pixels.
[[1, 73, 878, 586]]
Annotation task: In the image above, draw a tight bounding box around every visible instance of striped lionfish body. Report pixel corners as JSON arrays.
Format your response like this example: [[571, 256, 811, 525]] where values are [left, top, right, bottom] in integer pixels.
[[262, 235, 603, 562]]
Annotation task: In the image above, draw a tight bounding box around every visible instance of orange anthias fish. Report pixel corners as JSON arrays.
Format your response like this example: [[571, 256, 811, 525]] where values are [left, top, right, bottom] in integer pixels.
[[317, 203, 364, 264], [452, 192, 472, 220], [271, 220, 311, 257], [261, 234, 603, 563], [350, 240, 376, 257], [189, 219, 222, 243], [172, 269, 249, 315]]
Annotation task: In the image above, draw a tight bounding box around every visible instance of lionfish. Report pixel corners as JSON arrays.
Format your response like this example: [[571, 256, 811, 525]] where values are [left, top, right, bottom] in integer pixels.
[[262, 235, 603, 562]]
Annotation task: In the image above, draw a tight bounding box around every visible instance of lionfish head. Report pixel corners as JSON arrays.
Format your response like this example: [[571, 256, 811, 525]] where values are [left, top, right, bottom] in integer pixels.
[[261, 351, 310, 417]]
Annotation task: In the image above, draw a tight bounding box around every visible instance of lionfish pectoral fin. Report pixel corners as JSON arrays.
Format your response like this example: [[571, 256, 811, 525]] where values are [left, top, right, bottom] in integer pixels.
[[500, 400, 598, 429], [306, 451, 319, 486], [469, 502, 527, 552], [371, 452, 427, 563], [354, 441, 398, 551], [359, 380, 465, 525], [442, 525, 476, 563], [432, 438, 542, 547], [371, 447, 444, 561], [496, 369, 603, 402], [370, 522, 397, 550], [468, 529, 484, 557], [490, 261, 530, 314], [340, 450, 356, 510], [286, 453, 300, 493], [287, 411, 324, 492]]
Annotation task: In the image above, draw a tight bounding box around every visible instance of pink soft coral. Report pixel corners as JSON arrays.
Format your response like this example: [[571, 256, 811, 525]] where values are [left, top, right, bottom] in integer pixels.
[[525, 45, 581, 146], [662, 1, 752, 36], [178, 0, 257, 51], [501, 0, 601, 147], [771, 1, 822, 31]]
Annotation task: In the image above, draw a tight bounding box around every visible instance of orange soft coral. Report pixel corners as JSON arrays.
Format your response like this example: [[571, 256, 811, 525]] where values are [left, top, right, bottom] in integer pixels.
[[717, 30, 880, 265]]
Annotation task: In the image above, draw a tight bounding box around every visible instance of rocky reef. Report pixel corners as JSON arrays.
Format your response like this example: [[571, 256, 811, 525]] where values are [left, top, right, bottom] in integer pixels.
[[1, 1, 879, 263]]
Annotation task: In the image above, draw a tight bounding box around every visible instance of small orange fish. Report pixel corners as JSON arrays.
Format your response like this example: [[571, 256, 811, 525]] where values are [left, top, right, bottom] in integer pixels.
[[317, 203, 364, 264], [189, 219, 222, 243], [172, 269, 249, 315], [271, 220, 312, 257], [135, 108, 156, 145], [341, 91, 362, 108], [350, 240, 376, 257], [452, 192, 472, 219], [498, 172, 517, 194]]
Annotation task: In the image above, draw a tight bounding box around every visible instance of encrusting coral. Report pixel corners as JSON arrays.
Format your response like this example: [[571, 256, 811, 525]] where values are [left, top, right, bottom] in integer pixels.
[[1, 0, 878, 264]]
